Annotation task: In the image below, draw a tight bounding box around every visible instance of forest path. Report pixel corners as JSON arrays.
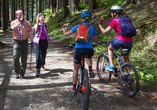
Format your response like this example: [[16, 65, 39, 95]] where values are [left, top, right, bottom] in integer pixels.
[[0, 32, 157, 110]]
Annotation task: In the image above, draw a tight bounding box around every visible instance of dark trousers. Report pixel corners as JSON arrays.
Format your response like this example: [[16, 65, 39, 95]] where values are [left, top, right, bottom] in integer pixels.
[[34, 39, 48, 69], [13, 39, 28, 76]]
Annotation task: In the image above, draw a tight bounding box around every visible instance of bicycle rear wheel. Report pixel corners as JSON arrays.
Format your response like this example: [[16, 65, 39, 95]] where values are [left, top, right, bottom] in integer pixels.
[[120, 63, 139, 98], [96, 54, 112, 83], [81, 69, 89, 110]]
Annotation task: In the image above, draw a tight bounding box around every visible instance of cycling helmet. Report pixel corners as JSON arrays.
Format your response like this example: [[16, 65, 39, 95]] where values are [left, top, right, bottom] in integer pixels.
[[110, 6, 124, 14], [81, 11, 92, 19]]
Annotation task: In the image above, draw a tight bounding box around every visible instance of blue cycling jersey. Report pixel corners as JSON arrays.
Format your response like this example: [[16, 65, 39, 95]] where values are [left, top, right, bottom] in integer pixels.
[[71, 22, 97, 49]]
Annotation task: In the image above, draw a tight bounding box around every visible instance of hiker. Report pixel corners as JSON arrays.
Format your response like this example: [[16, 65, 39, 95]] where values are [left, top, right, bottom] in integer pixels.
[[33, 13, 51, 77], [11, 10, 33, 79]]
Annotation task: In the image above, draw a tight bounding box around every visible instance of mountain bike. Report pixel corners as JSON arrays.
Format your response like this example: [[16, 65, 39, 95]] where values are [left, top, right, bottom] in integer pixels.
[[64, 44, 92, 110], [96, 40, 139, 98]]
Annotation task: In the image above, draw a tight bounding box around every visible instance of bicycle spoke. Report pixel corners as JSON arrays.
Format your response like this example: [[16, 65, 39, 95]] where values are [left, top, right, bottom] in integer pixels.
[[120, 63, 139, 98], [96, 54, 112, 83]]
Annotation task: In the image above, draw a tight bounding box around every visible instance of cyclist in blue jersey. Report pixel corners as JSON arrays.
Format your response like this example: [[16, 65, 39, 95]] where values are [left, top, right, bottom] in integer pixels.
[[63, 11, 98, 94]]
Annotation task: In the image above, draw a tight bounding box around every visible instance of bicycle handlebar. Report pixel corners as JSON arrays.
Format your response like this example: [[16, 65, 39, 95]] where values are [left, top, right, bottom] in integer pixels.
[[98, 40, 112, 45], [64, 44, 97, 48]]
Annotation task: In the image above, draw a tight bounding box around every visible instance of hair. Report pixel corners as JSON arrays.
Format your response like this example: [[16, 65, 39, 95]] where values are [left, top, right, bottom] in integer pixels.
[[37, 13, 45, 17], [15, 10, 23, 15]]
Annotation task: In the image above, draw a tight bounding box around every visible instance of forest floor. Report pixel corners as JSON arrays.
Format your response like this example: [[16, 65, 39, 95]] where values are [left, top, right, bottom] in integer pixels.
[[0, 32, 157, 110]]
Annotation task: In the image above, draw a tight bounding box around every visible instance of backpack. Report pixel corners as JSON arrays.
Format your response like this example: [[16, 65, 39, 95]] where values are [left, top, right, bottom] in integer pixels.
[[33, 23, 48, 37], [75, 24, 91, 44], [116, 16, 136, 37]]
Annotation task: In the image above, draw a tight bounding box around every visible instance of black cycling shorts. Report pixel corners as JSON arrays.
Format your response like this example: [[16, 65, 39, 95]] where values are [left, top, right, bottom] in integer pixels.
[[73, 48, 94, 64]]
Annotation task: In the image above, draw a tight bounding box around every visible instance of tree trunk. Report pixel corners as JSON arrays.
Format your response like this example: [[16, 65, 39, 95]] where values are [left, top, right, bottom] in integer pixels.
[[50, 0, 55, 17], [0, 0, 1, 27], [61, 0, 70, 17], [19, 0, 20, 9], [42, 0, 44, 11], [56, 0, 58, 12], [6, 0, 9, 28], [70, 0, 79, 13], [21, 0, 24, 14], [122, 0, 131, 7], [48, 0, 50, 9], [26, 0, 29, 20], [32, 0, 34, 22], [36, 0, 38, 15], [2, 0, 7, 31], [12, 0, 15, 21], [39, 0, 42, 13], [89, 0, 97, 12]]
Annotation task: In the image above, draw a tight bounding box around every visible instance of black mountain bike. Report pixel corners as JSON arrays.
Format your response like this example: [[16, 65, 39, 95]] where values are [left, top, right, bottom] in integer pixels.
[[64, 44, 91, 110], [96, 40, 139, 98]]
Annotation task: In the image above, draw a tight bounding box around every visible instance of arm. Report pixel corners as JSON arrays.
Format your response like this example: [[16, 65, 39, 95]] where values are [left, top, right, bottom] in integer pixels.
[[11, 21, 21, 30], [99, 25, 113, 35], [29, 32, 33, 42], [63, 29, 74, 36], [35, 16, 40, 32], [35, 23, 39, 32], [93, 35, 98, 45]]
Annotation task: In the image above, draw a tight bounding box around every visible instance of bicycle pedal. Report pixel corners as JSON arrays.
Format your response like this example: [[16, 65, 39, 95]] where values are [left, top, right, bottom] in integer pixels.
[[71, 92, 77, 96]]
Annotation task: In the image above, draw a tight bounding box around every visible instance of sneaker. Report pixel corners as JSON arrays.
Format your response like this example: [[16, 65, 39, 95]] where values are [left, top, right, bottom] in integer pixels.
[[20, 75, 25, 79], [89, 71, 95, 78], [41, 65, 45, 70], [36, 69, 40, 77], [15, 73, 20, 79], [71, 89, 77, 96], [105, 65, 115, 71]]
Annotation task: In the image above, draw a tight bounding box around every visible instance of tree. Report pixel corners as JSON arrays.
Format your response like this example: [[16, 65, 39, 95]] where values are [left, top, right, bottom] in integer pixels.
[[0, 0, 1, 27], [70, 0, 80, 13], [2, 0, 7, 31], [122, 0, 141, 7], [12, 0, 15, 21], [89, 0, 97, 12], [21, 0, 24, 14], [56, 0, 59, 12], [61, 0, 70, 17], [32, 0, 34, 22], [39, 0, 42, 13], [26, 0, 29, 20]]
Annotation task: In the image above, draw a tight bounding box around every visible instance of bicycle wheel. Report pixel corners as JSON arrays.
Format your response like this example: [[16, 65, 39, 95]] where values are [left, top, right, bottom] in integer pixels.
[[120, 63, 139, 98], [96, 54, 112, 83], [81, 69, 89, 110]]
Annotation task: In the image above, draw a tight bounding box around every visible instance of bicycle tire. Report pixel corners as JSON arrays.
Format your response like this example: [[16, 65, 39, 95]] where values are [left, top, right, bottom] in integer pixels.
[[120, 63, 139, 98], [96, 54, 112, 83], [81, 69, 89, 110]]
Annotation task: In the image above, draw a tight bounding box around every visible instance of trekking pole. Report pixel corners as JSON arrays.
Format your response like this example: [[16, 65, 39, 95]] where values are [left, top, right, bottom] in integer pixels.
[[30, 48, 32, 70]]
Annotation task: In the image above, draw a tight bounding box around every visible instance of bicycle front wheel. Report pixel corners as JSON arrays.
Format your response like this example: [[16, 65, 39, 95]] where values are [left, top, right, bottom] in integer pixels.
[[120, 63, 139, 98], [81, 69, 89, 110], [96, 54, 112, 83]]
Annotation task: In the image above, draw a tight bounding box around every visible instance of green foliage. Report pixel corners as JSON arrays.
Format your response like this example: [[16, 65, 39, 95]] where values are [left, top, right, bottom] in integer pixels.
[[97, 0, 125, 6], [79, 3, 89, 9]]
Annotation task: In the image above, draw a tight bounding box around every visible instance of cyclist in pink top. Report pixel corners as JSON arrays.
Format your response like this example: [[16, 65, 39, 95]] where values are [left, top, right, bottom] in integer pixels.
[[98, 6, 133, 71]]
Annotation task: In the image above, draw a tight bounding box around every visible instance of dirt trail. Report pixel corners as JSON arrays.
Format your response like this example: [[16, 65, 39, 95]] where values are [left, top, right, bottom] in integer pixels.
[[0, 32, 157, 110]]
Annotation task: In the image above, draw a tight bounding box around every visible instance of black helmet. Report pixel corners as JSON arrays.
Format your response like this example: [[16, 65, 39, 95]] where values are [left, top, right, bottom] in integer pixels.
[[110, 6, 124, 14]]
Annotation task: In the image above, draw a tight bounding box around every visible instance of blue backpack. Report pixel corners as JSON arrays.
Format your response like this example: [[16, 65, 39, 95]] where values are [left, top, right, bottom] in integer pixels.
[[116, 16, 136, 37]]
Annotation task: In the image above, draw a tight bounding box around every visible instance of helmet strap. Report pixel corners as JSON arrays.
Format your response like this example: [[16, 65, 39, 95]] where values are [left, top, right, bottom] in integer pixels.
[[82, 16, 90, 22]]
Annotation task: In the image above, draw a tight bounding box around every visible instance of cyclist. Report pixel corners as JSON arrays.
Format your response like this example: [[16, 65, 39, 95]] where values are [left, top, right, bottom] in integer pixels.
[[98, 6, 133, 71], [63, 11, 98, 94]]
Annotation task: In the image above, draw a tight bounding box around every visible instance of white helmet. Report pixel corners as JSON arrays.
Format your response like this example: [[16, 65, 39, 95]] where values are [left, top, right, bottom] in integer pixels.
[[110, 6, 124, 14]]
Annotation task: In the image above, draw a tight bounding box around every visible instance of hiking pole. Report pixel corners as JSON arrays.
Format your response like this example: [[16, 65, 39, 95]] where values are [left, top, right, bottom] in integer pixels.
[[30, 48, 32, 70]]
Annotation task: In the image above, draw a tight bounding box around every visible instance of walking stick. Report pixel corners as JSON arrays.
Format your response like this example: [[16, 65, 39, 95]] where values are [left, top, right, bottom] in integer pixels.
[[30, 48, 32, 70]]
